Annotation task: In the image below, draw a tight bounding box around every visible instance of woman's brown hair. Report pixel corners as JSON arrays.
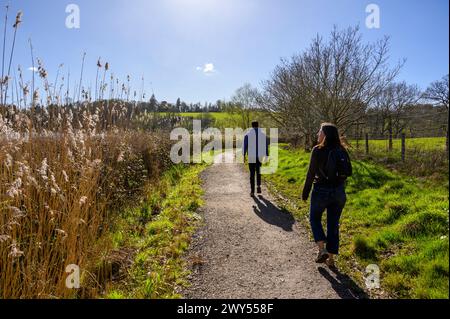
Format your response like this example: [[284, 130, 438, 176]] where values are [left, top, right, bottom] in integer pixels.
[[317, 123, 348, 149]]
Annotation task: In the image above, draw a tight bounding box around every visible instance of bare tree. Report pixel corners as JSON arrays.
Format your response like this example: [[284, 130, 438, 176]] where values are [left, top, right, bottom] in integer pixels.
[[424, 74, 449, 108], [260, 26, 403, 149], [229, 83, 259, 128], [372, 82, 421, 150], [258, 60, 319, 149], [423, 74, 449, 154]]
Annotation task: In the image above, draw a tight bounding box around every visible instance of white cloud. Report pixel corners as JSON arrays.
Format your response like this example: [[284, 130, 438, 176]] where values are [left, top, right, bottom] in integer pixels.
[[196, 63, 216, 75], [203, 63, 215, 73], [28, 67, 38, 72]]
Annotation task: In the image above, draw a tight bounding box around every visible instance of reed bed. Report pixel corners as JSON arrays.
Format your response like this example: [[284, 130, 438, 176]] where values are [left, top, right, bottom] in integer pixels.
[[1, 103, 173, 298]]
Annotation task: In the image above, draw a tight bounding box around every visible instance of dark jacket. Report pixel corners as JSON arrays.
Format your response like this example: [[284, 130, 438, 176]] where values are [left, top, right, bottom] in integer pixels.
[[302, 145, 347, 201], [243, 128, 269, 163]]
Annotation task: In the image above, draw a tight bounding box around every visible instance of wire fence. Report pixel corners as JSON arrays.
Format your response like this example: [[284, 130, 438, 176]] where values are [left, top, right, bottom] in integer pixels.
[[350, 133, 448, 162]]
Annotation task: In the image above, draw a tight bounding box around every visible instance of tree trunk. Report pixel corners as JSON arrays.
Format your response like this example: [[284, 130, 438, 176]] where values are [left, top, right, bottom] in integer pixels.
[[304, 133, 311, 151]]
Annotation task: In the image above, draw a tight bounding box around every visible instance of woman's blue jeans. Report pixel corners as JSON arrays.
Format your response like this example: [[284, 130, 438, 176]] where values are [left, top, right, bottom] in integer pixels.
[[309, 184, 347, 255]]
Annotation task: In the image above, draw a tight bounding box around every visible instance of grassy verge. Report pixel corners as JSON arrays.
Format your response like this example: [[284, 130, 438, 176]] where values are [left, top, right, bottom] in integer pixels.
[[103, 163, 207, 299], [264, 144, 449, 299]]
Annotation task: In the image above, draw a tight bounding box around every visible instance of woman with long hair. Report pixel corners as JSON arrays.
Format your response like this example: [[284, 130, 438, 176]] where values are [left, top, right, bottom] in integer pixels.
[[302, 123, 352, 268]]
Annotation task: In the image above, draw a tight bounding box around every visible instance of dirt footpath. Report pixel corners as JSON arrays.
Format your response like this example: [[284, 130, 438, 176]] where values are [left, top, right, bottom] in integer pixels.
[[182, 153, 366, 299]]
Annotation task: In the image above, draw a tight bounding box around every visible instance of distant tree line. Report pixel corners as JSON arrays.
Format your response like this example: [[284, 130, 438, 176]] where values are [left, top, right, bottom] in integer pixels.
[[134, 94, 226, 113]]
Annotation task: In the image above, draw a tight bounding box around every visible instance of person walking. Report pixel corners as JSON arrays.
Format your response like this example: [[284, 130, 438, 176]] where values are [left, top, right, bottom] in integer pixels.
[[243, 121, 269, 197], [302, 123, 352, 268]]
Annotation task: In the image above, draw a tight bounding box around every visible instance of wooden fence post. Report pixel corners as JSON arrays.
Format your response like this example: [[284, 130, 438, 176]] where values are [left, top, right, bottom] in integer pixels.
[[389, 132, 393, 152], [365, 133, 369, 155], [444, 109, 449, 159], [401, 133, 406, 162], [356, 124, 360, 151]]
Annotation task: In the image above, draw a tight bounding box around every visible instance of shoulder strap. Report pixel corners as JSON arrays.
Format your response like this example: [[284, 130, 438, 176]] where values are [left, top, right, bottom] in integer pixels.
[[318, 148, 335, 180]]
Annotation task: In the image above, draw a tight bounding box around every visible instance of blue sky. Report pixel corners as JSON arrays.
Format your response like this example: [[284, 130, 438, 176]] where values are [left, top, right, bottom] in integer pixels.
[[3, 0, 449, 104]]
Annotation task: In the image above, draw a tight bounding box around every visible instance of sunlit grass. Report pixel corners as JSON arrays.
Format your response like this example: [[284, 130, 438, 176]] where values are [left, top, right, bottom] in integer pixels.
[[105, 164, 207, 299], [265, 144, 449, 299], [350, 137, 446, 153]]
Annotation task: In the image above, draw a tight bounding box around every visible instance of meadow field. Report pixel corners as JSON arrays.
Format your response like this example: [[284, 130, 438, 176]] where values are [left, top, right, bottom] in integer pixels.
[[160, 111, 275, 130]]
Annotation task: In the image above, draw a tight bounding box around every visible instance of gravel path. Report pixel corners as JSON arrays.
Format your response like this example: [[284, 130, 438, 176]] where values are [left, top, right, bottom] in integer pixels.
[[182, 152, 366, 299]]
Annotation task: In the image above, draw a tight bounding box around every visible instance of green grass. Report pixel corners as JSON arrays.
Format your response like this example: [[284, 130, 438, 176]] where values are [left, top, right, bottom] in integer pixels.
[[265, 144, 449, 299], [349, 137, 448, 179], [105, 163, 207, 299], [179, 112, 244, 129], [159, 111, 275, 129], [350, 137, 446, 155]]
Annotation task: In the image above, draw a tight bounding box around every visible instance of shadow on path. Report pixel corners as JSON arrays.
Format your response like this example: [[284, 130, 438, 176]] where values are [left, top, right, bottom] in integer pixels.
[[252, 195, 295, 232], [252, 196, 368, 299], [318, 266, 369, 299]]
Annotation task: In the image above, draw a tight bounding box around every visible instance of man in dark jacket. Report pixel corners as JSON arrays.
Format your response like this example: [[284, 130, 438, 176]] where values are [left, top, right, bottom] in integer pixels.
[[243, 121, 269, 196]]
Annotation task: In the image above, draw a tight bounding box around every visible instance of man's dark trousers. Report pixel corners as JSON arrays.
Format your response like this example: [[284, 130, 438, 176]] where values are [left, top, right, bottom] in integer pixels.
[[249, 160, 262, 194]]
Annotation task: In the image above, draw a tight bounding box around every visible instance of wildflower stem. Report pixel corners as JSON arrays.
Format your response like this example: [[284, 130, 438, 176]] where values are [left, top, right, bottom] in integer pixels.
[[29, 38, 35, 111], [1, 5, 9, 106], [5, 22, 18, 105], [77, 52, 86, 103]]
